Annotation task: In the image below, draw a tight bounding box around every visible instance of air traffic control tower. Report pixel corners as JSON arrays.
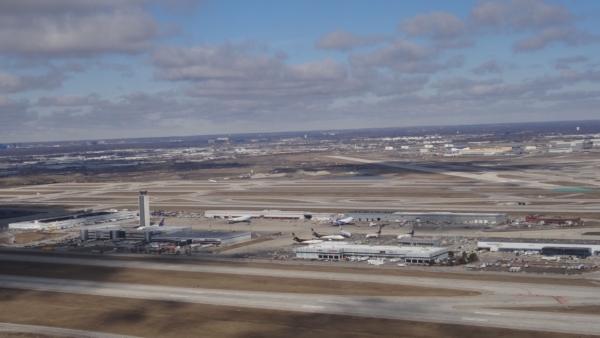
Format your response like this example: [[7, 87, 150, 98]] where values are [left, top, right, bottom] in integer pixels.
[[139, 190, 150, 227]]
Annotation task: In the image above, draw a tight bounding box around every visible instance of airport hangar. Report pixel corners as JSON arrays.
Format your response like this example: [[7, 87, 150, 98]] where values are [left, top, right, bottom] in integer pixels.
[[296, 244, 448, 263], [478, 239, 600, 258], [345, 211, 508, 224]]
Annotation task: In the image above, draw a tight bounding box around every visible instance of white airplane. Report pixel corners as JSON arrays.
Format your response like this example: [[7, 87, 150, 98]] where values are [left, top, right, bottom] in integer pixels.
[[311, 228, 345, 241], [366, 226, 382, 239], [397, 227, 415, 239], [339, 227, 352, 238], [333, 216, 355, 225], [292, 233, 323, 245], [369, 221, 378, 227], [228, 215, 251, 224], [395, 219, 407, 226], [136, 218, 164, 230]]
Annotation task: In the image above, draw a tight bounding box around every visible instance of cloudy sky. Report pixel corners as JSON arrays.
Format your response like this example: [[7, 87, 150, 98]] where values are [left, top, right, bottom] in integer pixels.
[[1, 0, 599, 142]]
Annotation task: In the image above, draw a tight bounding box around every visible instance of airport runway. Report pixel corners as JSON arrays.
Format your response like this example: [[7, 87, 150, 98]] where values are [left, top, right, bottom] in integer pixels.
[[3, 254, 600, 335], [0, 321, 141, 338], [1, 273, 600, 336], [2, 253, 599, 300]]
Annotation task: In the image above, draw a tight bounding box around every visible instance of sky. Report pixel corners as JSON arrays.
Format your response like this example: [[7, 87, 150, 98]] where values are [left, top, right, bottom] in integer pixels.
[[1, 0, 599, 143]]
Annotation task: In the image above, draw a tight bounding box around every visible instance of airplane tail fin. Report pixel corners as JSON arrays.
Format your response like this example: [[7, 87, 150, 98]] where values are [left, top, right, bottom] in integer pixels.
[[311, 228, 319, 237], [158, 218, 164, 226], [292, 233, 300, 242]]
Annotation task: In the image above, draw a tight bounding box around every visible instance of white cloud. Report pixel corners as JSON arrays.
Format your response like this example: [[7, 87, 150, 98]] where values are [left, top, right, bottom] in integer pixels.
[[0, 2, 164, 57]]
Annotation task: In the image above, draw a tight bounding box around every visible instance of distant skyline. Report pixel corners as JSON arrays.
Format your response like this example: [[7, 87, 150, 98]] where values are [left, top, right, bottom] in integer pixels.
[[1, 0, 599, 142]]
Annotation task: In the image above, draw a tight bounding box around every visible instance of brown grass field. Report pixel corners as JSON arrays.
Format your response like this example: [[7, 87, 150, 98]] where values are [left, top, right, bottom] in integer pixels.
[[0, 289, 594, 338], [0, 260, 476, 297]]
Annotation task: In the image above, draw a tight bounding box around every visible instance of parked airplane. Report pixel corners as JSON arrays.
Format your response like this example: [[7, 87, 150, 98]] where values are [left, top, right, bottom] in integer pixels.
[[136, 218, 164, 230], [398, 227, 415, 239], [228, 215, 251, 224], [292, 233, 323, 245], [395, 219, 407, 226], [333, 216, 355, 225], [311, 228, 345, 241], [366, 226, 382, 239], [339, 227, 352, 238]]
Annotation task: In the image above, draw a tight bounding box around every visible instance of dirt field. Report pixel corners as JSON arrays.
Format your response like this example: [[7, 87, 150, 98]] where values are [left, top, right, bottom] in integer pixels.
[[500, 305, 600, 315], [12, 233, 66, 245], [0, 289, 593, 338], [0, 260, 476, 297]]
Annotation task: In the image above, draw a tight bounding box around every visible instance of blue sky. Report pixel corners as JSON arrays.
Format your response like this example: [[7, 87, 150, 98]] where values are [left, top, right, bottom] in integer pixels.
[[0, 0, 599, 142]]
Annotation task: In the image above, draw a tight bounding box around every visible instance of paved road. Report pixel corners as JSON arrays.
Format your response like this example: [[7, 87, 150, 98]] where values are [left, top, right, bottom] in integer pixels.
[[0, 322, 140, 338], [2, 254, 600, 335]]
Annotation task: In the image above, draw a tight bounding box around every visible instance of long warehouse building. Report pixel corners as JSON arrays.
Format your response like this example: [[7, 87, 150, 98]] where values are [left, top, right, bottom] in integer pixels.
[[296, 244, 448, 263], [478, 239, 600, 258]]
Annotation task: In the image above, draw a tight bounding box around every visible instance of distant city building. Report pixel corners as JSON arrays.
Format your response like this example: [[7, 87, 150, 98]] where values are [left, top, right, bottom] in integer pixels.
[[550, 140, 593, 149]]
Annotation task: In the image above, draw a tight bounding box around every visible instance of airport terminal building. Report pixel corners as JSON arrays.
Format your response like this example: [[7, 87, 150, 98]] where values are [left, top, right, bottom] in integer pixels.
[[151, 231, 251, 246], [205, 210, 313, 220], [345, 211, 508, 224], [296, 244, 448, 263]]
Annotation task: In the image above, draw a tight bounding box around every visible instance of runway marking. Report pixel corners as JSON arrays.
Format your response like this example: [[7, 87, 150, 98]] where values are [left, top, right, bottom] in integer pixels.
[[474, 312, 500, 316], [462, 318, 488, 322], [301, 305, 324, 309]]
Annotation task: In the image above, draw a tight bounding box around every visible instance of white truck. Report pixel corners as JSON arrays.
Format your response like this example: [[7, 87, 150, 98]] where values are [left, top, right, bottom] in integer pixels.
[[368, 259, 385, 266]]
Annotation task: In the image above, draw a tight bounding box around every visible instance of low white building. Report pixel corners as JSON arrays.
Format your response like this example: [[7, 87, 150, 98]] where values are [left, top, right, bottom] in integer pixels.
[[296, 244, 448, 263]]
